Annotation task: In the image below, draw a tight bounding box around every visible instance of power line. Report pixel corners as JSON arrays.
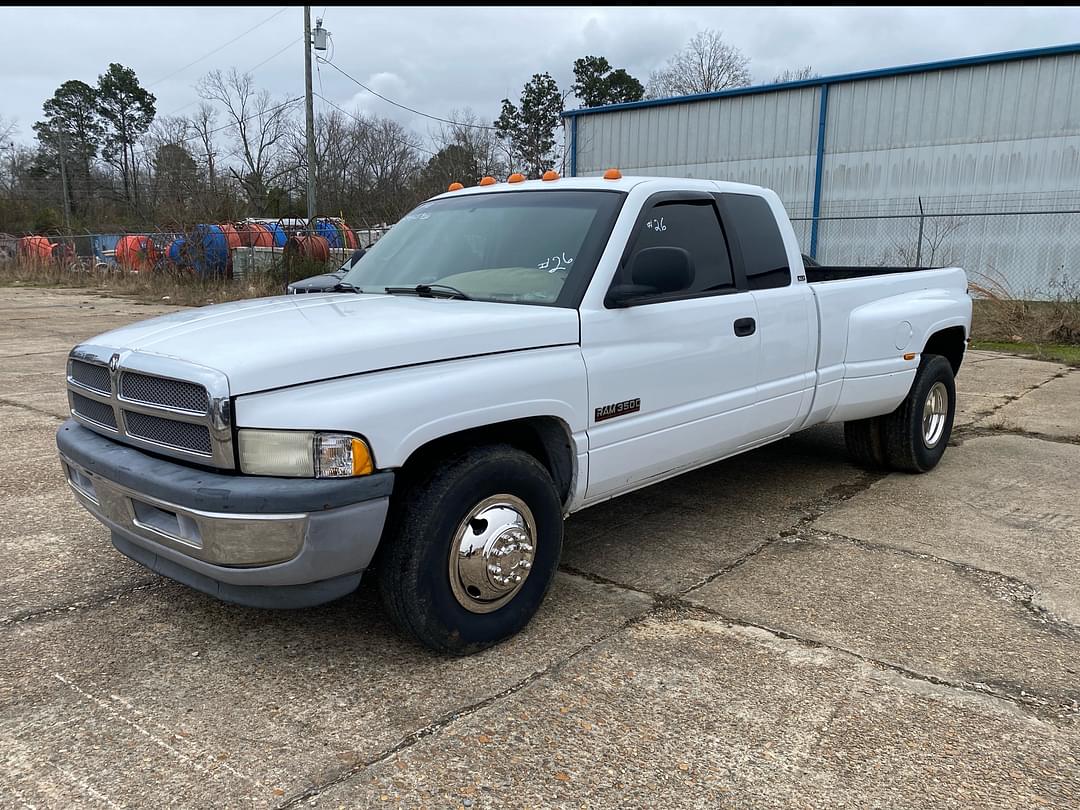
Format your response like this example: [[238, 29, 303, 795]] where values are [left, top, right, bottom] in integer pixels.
[[132, 95, 304, 160], [148, 7, 290, 87], [316, 57, 498, 132], [247, 35, 302, 74], [161, 36, 303, 119], [313, 93, 437, 156]]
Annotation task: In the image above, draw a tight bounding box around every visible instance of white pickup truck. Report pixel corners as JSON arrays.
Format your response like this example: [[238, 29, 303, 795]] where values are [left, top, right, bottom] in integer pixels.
[[57, 175, 972, 654]]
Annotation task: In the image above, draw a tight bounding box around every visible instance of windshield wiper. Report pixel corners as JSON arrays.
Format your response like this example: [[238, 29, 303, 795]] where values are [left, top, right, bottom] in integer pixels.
[[384, 283, 472, 300], [330, 281, 361, 293]]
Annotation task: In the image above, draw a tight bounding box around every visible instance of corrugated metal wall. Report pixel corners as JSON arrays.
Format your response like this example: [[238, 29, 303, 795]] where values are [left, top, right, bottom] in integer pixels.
[[574, 86, 821, 217], [569, 51, 1080, 294], [821, 54, 1080, 214]]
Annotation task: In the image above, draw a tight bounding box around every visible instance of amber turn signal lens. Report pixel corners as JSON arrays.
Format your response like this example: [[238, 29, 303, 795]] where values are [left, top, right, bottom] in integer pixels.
[[508, 173, 526, 183], [903, 352, 916, 360], [479, 176, 496, 186], [447, 182, 464, 191], [603, 168, 622, 180], [542, 170, 560, 181], [350, 437, 374, 476]]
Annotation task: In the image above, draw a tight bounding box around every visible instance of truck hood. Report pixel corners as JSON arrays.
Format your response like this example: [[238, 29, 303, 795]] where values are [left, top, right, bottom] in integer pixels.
[[88, 293, 580, 394]]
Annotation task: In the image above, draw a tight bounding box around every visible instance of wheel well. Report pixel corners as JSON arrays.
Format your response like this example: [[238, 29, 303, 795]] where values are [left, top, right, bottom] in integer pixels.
[[923, 326, 967, 374], [397, 417, 576, 507]]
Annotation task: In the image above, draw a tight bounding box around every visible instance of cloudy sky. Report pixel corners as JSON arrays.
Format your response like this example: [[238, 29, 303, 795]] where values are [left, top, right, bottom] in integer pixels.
[[2, 5, 1079, 147]]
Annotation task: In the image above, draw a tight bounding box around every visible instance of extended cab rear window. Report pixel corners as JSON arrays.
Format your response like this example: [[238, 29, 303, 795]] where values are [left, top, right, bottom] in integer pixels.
[[723, 194, 791, 290]]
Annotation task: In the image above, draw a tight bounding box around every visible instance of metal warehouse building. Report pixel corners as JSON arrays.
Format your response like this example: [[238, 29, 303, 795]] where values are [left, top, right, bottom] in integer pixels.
[[562, 43, 1080, 297]]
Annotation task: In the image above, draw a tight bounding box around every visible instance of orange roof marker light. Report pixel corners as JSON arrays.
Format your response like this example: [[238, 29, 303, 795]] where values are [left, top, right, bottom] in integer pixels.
[[507, 172, 526, 183], [447, 182, 464, 192], [603, 168, 622, 180], [542, 170, 560, 181], [479, 176, 497, 186]]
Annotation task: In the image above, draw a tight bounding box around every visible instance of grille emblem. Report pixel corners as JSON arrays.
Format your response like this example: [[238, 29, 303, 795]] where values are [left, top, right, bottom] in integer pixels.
[[108, 353, 120, 373]]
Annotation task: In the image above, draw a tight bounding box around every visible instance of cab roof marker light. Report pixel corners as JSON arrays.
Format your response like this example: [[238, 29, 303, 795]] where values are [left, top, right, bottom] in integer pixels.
[[603, 168, 622, 180], [479, 176, 496, 186], [448, 182, 464, 191], [542, 170, 560, 181], [507, 173, 526, 183]]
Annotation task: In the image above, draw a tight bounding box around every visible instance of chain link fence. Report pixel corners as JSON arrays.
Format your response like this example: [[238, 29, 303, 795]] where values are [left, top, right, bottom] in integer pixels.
[[4, 202, 1079, 337], [0, 219, 394, 290], [791, 208, 1080, 302]]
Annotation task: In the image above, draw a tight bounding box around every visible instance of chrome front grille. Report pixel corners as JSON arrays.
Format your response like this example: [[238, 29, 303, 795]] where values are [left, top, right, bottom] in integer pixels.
[[71, 392, 118, 430], [69, 360, 111, 394], [66, 346, 234, 469], [124, 411, 213, 456], [120, 371, 209, 413]]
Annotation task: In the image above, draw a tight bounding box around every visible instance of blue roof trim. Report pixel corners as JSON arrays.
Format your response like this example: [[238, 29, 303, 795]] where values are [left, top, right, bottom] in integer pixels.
[[561, 41, 1080, 119]]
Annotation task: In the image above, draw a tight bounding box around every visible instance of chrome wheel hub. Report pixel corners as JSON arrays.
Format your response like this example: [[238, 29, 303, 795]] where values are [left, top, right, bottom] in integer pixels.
[[922, 381, 949, 448], [449, 495, 537, 613]]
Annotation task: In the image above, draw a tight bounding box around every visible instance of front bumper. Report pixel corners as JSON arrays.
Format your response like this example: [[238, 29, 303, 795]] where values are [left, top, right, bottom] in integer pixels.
[[56, 420, 393, 609]]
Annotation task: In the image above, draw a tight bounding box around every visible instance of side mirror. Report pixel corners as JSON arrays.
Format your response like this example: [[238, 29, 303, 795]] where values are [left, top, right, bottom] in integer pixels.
[[605, 246, 695, 308]]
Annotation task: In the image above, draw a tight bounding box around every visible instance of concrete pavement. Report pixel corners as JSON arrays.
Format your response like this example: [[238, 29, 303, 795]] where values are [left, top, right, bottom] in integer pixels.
[[1, 286, 1077, 809]]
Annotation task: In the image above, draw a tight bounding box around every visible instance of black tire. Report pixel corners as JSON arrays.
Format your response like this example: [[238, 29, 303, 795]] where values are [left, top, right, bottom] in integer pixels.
[[377, 444, 563, 655], [880, 354, 956, 473], [844, 415, 887, 469]]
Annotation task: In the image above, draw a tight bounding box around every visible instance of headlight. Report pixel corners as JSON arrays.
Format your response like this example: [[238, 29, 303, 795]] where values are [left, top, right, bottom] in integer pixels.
[[238, 430, 374, 478]]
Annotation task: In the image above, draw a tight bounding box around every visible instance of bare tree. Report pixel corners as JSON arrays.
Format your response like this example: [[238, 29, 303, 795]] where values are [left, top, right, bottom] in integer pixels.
[[646, 30, 751, 98], [189, 102, 219, 189], [895, 215, 965, 268], [0, 115, 16, 143], [772, 66, 817, 83], [431, 108, 505, 184], [197, 68, 296, 211], [142, 116, 196, 219], [282, 108, 354, 216]]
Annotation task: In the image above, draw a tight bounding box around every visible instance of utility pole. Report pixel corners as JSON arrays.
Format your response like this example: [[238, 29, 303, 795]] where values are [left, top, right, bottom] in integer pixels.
[[58, 129, 72, 232], [303, 6, 316, 235]]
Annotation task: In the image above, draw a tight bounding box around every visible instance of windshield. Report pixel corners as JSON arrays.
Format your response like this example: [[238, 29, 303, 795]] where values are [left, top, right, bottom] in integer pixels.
[[341, 190, 624, 306]]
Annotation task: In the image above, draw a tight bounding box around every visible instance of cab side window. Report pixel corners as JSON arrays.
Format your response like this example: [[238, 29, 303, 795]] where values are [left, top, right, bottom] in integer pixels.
[[722, 193, 791, 290], [615, 200, 736, 299]]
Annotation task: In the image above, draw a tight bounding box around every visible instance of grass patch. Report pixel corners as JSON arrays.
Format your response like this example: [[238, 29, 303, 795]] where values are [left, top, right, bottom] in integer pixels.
[[970, 279, 1080, 345], [970, 340, 1080, 367]]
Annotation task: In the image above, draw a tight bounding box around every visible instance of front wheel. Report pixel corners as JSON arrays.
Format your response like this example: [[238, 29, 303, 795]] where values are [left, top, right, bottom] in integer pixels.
[[377, 445, 563, 655]]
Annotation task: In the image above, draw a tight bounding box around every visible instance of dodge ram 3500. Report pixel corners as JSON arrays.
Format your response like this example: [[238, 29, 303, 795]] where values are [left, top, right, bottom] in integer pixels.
[[57, 175, 972, 654]]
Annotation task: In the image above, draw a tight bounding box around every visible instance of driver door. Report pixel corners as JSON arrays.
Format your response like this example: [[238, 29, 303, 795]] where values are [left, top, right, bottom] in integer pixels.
[[579, 192, 762, 502]]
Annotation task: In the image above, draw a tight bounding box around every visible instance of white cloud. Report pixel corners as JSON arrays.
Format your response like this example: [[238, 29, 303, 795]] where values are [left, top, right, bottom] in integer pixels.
[[2, 5, 1078, 149]]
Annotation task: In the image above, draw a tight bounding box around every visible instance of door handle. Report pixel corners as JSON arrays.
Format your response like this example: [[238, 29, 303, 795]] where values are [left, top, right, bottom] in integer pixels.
[[733, 317, 756, 337]]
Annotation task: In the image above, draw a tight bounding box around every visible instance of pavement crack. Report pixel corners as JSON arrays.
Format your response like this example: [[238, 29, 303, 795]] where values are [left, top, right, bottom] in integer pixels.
[[678, 470, 885, 596], [676, 601, 1080, 721], [0, 396, 65, 421], [953, 366, 1074, 442], [952, 424, 1080, 446], [806, 528, 1080, 641], [1, 578, 165, 628], [274, 601, 656, 809], [557, 565, 661, 599]]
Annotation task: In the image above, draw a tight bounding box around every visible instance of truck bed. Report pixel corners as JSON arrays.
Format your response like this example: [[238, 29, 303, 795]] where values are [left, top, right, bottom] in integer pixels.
[[806, 265, 939, 283]]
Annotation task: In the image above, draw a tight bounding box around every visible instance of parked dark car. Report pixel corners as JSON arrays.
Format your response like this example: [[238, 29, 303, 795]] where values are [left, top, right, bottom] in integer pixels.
[[287, 247, 366, 294]]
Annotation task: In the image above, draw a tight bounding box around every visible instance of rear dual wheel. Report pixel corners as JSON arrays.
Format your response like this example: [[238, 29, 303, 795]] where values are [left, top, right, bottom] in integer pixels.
[[844, 354, 956, 473]]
